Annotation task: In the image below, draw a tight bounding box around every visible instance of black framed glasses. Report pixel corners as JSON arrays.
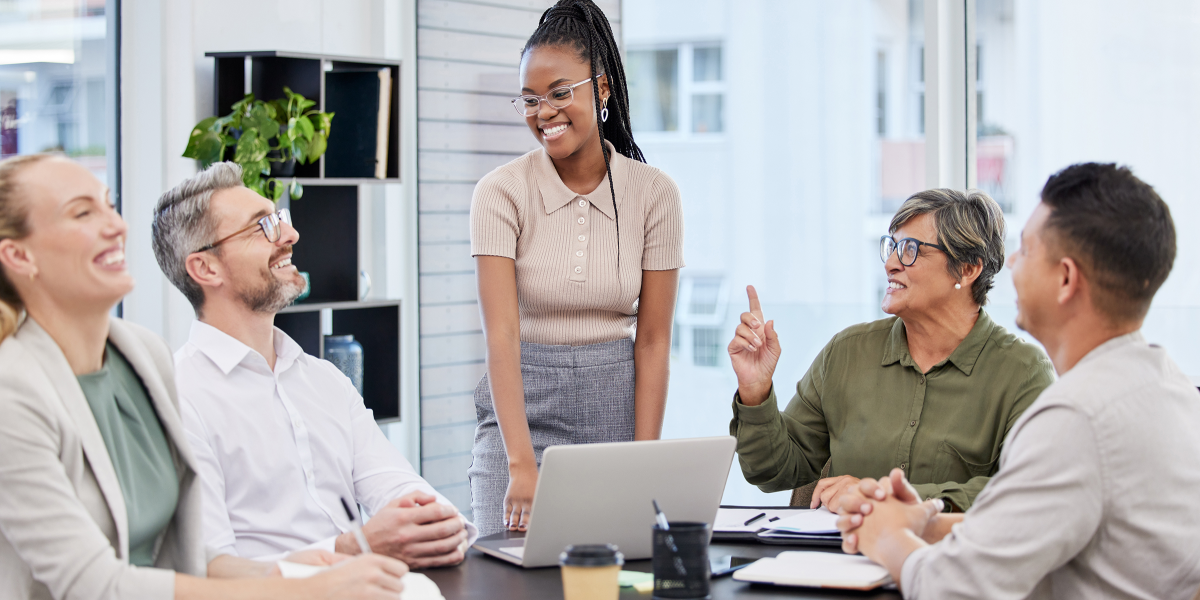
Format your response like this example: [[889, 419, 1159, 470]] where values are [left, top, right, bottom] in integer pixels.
[[196, 208, 292, 253], [880, 235, 948, 266], [511, 74, 602, 116]]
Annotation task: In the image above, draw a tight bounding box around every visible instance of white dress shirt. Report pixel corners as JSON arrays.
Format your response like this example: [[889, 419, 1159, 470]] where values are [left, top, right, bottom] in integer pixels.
[[176, 321, 477, 560], [901, 332, 1200, 599]]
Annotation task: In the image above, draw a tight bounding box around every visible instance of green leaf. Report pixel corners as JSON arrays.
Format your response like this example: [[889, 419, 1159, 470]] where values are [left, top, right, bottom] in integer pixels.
[[306, 133, 328, 164], [289, 179, 304, 200], [245, 105, 278, 142], [298, 98, 316, 111], [295, 116, 314, 140], [233, 128, 271, 165], [230, 93, 255, 114]]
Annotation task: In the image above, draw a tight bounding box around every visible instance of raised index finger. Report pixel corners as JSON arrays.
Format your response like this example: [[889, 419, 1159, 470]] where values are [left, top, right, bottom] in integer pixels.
[[747, 285, 763, 320]]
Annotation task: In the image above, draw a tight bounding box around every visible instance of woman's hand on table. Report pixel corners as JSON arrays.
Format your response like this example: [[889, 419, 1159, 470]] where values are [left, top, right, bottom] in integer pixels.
[[728, 285, 782, 406], [505, 463, 538, 531], [811, 475, 863, 510]]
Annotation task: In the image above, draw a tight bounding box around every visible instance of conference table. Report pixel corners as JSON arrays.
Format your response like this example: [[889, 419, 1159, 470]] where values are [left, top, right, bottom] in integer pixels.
[[421, 531, 903, 599]]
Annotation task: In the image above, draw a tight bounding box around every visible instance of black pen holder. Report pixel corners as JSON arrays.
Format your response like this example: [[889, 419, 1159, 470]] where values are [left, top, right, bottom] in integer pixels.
[[652, 522, 711, 600]]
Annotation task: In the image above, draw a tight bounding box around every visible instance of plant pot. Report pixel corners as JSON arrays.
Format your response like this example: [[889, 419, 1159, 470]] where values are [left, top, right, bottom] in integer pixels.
[[269, 156, 296, 177]]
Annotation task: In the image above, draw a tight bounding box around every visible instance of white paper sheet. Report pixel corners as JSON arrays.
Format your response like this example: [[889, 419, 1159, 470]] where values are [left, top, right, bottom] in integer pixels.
[[732, 551, 891, 590], [277, 561, 445, 599], [713, 507, 813, 532], [761, 507, 840, 535]]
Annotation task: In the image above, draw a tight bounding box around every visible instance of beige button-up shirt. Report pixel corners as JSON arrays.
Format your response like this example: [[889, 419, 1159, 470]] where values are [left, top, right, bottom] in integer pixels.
[[470, 142, 685, 346], [901, 332, 1200, 599]]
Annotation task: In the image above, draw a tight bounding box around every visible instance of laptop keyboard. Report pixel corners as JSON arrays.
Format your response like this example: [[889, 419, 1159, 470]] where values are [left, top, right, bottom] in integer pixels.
[[500, 546, 525, 559]]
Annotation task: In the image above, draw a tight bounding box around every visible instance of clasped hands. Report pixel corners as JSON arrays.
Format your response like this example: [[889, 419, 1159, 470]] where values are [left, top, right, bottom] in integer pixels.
[[833, 468, 949, 579], [334, 491, 469, 568]]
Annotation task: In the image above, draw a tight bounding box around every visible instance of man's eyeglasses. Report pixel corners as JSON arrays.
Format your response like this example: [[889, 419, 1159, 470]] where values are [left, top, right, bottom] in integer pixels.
[[196, 209, 292, 253], [880, 235, 948, 267], [511, 75, 602, 117]]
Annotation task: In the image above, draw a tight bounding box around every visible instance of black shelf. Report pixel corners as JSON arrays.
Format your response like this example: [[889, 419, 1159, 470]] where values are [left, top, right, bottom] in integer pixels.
[[210, 50, 407, 423], [276, 300, 402, 423], [280, 185, 359, 304], [205, 50, 401, 182]]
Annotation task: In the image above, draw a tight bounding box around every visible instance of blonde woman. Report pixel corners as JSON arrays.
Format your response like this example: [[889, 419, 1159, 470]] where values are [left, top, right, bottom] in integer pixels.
[[0, 154, 406, 600]]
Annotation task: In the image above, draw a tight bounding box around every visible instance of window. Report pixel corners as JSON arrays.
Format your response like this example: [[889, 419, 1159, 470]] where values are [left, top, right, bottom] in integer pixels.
[[672, 276, 729, 368], [974, 0, 1200, 372], [691, 327, 722, 367], [875, 50, 887, 136], [627, 42, 724, 135], [627, 48, 678, 132], [0, 0, 118, 193], [624, 0, 924, 505]]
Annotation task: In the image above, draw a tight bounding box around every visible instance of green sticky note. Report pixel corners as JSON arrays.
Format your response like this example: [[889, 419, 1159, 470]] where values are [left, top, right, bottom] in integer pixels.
[[619, 570, 655, 587]]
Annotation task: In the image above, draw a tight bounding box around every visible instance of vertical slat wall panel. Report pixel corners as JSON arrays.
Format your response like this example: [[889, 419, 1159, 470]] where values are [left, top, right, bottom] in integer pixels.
[[416, 0, 621, 518]]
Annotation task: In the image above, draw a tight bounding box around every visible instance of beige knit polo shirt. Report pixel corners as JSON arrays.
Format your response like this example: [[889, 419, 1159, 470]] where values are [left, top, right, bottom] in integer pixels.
[[470, 142, 684, 346]]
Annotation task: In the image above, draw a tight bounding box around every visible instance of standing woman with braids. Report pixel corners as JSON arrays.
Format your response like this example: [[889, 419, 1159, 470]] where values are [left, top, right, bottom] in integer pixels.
[[468, 0, 683, 535]]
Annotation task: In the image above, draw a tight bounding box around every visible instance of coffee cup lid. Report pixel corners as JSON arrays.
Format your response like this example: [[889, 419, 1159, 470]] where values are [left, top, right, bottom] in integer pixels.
[[559, 544, 624, 567]]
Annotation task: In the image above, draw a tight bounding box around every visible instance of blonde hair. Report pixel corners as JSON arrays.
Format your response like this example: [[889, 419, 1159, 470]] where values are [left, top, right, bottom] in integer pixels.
[[0, 154, 54, 343]]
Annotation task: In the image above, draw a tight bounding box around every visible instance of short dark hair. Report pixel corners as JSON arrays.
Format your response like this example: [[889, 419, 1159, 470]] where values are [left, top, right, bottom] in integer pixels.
[[1040, 163, 1176, 323]]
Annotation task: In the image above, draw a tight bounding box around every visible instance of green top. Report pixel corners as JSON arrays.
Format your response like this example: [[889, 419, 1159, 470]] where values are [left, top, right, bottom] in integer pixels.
[[730, 310, 1055, 510], [77, 343, 179, 567]]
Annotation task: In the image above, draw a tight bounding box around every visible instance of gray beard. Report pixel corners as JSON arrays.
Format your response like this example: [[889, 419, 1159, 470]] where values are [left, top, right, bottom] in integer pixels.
[[237, 266, 304, 314]]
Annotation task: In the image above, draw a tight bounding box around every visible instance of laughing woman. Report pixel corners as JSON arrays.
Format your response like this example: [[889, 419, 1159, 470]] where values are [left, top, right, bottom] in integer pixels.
[[468, 0, 683, 535], [0, 154, 406, 600]]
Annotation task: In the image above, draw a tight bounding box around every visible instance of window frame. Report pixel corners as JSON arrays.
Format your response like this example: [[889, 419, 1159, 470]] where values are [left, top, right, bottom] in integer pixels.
[[626, 40, 727, 140]]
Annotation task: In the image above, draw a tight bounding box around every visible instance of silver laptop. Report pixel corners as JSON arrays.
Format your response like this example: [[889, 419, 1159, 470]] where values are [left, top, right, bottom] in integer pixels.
[[473, 436, 736, 568]]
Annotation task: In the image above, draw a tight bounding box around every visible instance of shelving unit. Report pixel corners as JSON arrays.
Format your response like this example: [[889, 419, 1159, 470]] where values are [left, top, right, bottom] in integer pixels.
[[204, 50, 404, 422], [276, 300, 402, 423], [204, 50, 401, 180]]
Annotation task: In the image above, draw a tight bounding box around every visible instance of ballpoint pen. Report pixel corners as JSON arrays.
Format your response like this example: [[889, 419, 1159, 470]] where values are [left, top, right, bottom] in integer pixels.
[[743, 512, 767, 527], [340, 497, 373, 554], [652, 499, 686, 576]]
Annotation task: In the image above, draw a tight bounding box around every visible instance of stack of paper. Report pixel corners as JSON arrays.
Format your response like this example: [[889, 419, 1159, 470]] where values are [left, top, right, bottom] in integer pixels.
[[762, 507, 840, 535], [733, 551, 892, 590], [713, 507, 812, 533]]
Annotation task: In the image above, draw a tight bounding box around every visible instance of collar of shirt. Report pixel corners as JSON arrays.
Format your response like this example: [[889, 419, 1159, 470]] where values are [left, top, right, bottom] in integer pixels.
[[187, 320, 304, 376], [881, 309, 995, 376], [533, 139, 629, 220], [1073, 329, 1147, 370]]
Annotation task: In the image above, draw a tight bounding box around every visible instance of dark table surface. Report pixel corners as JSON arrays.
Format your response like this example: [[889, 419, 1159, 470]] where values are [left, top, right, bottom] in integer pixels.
[[420, 531, 902, 599]]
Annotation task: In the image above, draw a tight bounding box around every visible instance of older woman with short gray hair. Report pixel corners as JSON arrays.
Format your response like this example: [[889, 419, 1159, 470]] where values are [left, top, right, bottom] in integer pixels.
[[727, 188, 1055, 513]]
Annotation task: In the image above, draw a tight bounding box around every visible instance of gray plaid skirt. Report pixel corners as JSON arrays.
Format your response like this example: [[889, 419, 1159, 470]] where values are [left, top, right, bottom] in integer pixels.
[[467, 338, 635, 536]]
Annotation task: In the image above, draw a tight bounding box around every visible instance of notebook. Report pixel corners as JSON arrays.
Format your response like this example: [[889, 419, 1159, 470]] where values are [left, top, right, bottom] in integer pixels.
[[732, 551, 892, 590]]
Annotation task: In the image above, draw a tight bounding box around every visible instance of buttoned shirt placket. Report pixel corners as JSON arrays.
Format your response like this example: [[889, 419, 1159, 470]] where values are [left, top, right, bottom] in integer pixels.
[[569, 196, 590, 282], [271, 353, 344, 529]]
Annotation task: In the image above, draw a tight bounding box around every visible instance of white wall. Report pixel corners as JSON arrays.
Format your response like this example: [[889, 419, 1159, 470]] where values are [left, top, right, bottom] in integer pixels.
[[120, 0, 422, 457]]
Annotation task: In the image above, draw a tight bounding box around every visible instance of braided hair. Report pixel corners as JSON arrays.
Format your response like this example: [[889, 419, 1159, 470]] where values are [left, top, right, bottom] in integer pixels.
[[522, 0, 644, 283]]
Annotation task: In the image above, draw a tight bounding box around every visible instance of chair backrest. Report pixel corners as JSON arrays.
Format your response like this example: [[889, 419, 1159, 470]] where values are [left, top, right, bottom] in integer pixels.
[[789, 459, 832, 507]]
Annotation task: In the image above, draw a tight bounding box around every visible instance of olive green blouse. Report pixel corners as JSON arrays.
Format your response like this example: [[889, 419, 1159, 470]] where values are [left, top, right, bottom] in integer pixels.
[[730, 310, 1055, 510], [77, 343, 179, 567]]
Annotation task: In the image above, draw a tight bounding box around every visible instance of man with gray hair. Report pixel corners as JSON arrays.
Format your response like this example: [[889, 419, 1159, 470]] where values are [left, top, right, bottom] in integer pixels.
[[152, 162, 475, 567]]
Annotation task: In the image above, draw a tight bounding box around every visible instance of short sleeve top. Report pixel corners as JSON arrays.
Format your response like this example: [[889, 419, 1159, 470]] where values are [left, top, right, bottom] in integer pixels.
[[470, 142, 685, 346]]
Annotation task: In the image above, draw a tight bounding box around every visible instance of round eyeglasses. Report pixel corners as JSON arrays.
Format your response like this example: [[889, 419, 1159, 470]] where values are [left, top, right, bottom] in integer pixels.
[[511, 75, 602, 117], [880, 235, 948, 267], [196, 208, 292, 253]]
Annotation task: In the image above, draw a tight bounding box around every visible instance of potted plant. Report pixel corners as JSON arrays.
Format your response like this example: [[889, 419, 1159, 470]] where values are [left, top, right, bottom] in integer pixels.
[[182, 87, 333, 201]]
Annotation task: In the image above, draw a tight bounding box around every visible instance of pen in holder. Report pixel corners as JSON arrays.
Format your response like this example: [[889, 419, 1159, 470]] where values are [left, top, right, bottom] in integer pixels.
[[651, 522, 711, 600]]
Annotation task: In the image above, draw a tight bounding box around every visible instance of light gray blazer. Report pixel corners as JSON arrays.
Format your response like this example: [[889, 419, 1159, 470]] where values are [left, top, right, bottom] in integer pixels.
[[0, 317, 208, 600]]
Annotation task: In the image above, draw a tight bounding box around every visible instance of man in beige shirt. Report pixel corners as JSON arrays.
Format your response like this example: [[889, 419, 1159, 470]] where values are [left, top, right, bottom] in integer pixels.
[[836, 163, 1200, 599]]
